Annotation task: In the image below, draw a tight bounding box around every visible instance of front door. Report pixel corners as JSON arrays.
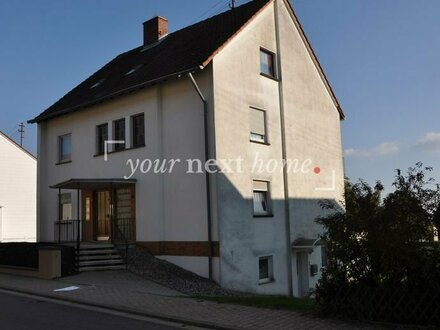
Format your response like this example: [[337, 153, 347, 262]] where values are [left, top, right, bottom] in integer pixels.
[[297, 252, 310, 297], [95, 190, 111, 240]]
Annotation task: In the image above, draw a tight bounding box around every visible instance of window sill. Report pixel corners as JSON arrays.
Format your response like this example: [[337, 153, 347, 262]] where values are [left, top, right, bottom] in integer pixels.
[[250, 139, 270, 146], [56, 160, 72, 165], [260, 72, 279, 82], [253, 213, 274, 218], [93, 144, 146, 157], [258, 278, 274, 285]]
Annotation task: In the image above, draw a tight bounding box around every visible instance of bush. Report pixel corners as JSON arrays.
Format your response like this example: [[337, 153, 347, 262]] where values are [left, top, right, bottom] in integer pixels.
[[316, 163, 440, 326]]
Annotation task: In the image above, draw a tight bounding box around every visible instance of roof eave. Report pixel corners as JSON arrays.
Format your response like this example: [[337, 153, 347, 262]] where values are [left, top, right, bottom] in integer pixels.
[[282, 0, 345, 120], [28, 65, 203, 124]]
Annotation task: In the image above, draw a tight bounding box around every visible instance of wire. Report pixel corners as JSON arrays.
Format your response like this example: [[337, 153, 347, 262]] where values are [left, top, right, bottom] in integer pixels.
[[189, 0, 229, 25]]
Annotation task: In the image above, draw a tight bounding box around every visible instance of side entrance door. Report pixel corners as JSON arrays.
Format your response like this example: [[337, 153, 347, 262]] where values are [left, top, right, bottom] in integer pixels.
[[297, 252, 310, 297]]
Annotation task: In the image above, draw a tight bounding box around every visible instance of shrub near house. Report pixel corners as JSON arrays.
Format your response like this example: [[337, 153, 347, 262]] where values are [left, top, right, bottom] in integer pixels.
[[316, 163, 440, 326]]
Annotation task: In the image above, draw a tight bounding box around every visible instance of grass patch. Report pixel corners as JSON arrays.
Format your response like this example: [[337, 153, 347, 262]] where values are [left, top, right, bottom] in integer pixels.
[[193, 295, 317, 313]]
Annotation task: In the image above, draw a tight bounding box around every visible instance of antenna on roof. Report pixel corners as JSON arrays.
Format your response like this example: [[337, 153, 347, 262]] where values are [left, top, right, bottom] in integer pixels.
[[18, 122, 24, 147], [229, 0, 236, 9]]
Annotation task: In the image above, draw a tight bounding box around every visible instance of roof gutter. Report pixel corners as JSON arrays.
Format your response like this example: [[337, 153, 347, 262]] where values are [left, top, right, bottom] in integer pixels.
[[28, 66, 203, 124], [188, 71, 214, 281]]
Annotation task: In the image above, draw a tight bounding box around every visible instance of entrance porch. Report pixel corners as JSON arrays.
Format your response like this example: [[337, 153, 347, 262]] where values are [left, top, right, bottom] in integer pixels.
[[50, 179, 136, 250]]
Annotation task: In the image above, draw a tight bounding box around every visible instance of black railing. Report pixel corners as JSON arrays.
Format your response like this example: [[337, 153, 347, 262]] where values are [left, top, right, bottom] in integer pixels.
[[112, 218, 134, 270], [55, 220, 81, 243], [114, 218, 135, 242]]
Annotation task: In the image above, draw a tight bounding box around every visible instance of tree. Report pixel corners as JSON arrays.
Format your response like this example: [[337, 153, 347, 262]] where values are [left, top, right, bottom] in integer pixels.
[[315, 163, 440, 324]]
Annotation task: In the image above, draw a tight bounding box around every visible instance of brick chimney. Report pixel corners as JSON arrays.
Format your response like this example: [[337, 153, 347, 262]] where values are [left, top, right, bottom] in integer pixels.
[[143, 16, 168, 46]]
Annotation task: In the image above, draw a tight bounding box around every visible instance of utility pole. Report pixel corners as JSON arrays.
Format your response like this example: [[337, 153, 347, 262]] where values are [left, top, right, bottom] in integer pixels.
[[229, 0, 236, 9], [18, 122, 25, 147]]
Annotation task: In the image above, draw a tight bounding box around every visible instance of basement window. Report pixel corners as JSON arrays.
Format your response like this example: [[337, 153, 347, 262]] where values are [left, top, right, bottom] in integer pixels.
[[259, 256, 274, 284]]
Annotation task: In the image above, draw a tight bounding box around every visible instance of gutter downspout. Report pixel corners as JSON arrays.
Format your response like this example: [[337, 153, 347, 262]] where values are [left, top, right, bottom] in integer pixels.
[[274, 0, 293, 297], [188, 71, 213, 280]]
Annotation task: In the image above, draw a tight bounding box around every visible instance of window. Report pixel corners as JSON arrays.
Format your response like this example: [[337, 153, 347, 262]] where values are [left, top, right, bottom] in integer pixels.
[[60, 193, 72, 220], [253, 180, 272, 216], [259, 256, 274, 283], [321, 246, 328, 268], [58, 134, 71, 163], [113, 119, 126, 151], [131, 114, 145, 148], [260, 48, 276, 78], [250, 108, 267, 143], [96, 123, 108, 155], [85, 197, 91, 222]]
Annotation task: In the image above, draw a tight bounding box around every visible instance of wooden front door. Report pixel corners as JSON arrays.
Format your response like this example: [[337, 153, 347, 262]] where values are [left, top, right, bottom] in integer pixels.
[[95, 190, 111, 240]]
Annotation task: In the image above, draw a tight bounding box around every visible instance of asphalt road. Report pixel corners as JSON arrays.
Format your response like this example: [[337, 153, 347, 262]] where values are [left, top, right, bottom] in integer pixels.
[[0, 291, 199, 330]]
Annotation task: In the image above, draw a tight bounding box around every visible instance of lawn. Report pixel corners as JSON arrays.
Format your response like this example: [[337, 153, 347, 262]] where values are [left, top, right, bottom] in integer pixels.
[[193, 295, 317, 313]]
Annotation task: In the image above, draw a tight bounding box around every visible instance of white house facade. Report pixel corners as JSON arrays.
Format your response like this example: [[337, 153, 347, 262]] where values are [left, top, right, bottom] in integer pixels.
[[0, 132, 37, 242], [30, 0, 344, 297]]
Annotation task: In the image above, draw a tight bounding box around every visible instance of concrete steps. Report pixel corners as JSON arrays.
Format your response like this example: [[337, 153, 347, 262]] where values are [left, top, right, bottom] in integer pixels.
[[77, 243, 125, 272]]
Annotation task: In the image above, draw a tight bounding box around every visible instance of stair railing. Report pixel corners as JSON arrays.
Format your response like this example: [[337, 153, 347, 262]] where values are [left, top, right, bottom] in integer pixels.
[[111, 219, 130, 270]]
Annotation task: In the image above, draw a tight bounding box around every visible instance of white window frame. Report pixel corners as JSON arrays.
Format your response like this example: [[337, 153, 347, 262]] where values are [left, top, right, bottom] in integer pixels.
[[58, 133, 72, 163], [252, 180, 272, 217], [258, 255, 274, 284], [250, 107, 268, 144], [60, 193, 72, 221]]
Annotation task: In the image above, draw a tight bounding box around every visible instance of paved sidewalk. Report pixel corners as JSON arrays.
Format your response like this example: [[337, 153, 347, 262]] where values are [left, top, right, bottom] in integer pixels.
[[0, 271, 376, 330]]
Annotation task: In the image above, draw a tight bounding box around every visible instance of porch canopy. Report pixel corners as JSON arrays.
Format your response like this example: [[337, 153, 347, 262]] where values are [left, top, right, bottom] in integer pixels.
[[50, 178, 136, 190], [292, 238, 324, 252]]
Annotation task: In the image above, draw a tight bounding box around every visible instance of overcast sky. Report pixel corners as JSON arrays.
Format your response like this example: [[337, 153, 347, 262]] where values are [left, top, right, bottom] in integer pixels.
[[0, 0, 439, 190]]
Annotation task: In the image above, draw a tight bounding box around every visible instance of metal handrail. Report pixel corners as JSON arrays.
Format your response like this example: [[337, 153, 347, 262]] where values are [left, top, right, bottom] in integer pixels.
[[54, 220, 81, 243], [111, 219, 129, 270]]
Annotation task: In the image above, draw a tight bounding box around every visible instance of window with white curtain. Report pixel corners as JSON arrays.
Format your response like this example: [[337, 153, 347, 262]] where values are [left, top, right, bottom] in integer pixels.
[[60, 193, 72, 220], [253, 180, 272, 216]]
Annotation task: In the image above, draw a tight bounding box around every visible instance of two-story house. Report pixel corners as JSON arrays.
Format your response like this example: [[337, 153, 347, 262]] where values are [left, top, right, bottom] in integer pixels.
[[29, 0, 345, 297], [0, 131, 37, 242]]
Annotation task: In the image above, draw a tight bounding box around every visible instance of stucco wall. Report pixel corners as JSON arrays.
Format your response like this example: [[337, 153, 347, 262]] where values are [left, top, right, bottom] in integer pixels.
[[36, 69, 216, 277], [0, 133, 37, 242], [213, 1, 289, 295], [212, 0, 344, 295]]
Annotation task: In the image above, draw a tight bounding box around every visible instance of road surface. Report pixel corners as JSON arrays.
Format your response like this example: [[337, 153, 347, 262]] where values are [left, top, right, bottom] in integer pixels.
[[0, 290, 206, 330]]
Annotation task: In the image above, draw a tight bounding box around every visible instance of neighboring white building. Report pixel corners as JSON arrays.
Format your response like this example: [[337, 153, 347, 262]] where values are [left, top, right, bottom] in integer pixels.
[[0, 131, 37, 242], [29, 0, 345, 297]]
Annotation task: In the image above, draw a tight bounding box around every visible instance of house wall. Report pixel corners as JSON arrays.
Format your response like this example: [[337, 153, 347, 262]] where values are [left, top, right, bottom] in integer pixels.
[[36, 69, 219, 279], [212, 0, 344, 296], [276, 0, 344, 296], [212, 1, 289, 295], [0, 133, 37, 242]]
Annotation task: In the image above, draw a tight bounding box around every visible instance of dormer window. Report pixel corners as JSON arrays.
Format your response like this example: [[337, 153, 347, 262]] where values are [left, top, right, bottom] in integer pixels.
[[91, 78, 106, 89], [124, 65, 143, 76]]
